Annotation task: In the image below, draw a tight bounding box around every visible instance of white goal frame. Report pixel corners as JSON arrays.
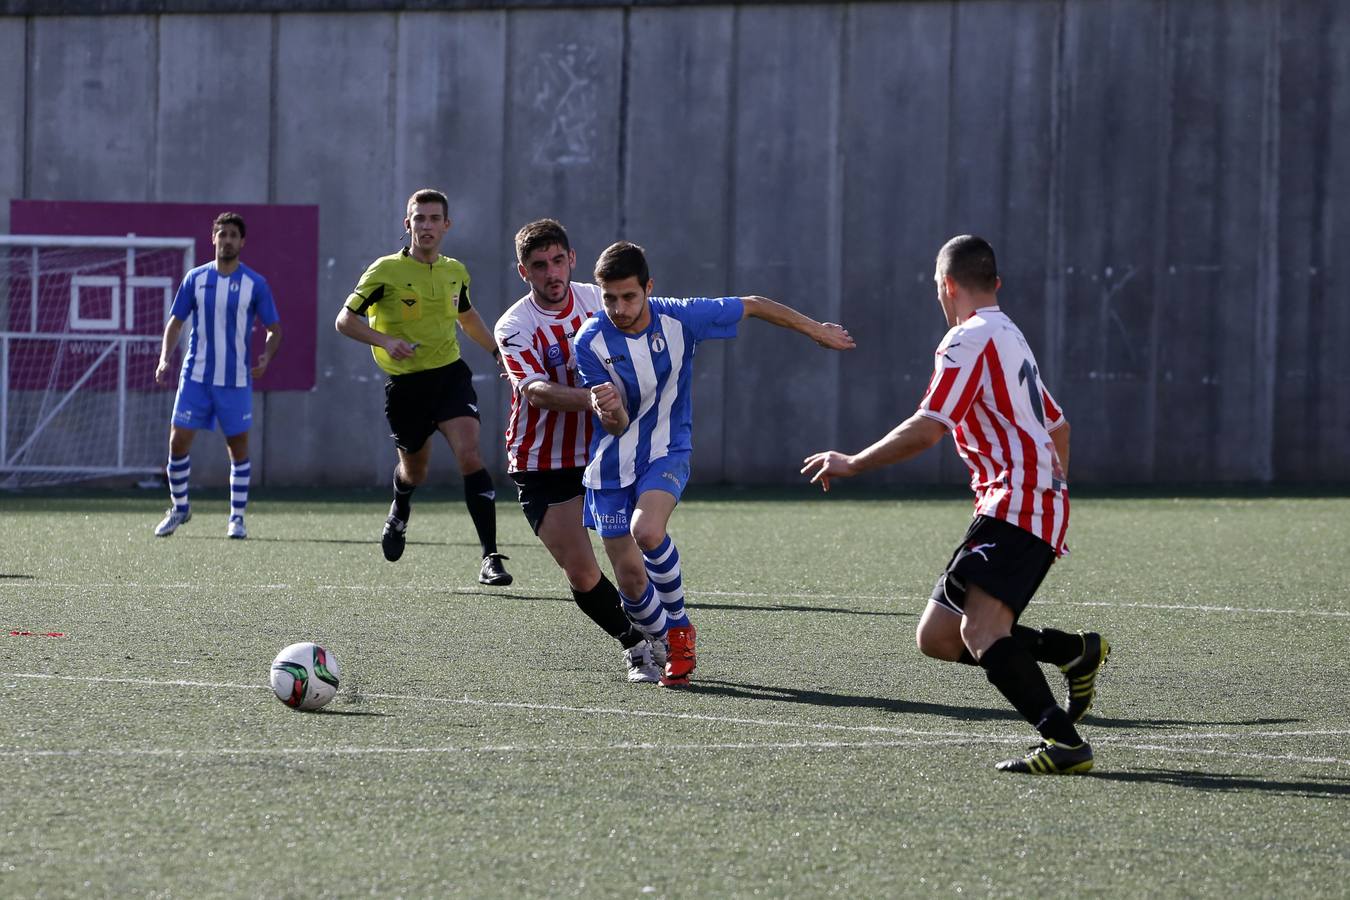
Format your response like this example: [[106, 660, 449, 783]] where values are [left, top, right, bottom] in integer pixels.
[[0, 234, 195, 484]]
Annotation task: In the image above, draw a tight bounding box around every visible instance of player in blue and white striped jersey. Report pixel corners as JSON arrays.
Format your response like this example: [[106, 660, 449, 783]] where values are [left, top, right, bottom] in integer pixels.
[[152, 212, 282, 540], [575, 241, 855, 686]]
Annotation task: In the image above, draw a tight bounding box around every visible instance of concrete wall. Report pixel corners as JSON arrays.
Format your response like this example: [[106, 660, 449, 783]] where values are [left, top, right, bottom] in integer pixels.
[[2, 0, 1347, 487]]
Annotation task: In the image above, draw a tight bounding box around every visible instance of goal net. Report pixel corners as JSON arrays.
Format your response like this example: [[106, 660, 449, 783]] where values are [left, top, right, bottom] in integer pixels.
[[1, 235, 195, 489]]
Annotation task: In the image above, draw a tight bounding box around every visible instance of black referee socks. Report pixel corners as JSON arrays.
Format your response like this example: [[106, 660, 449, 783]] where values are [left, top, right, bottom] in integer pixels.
[[462, 468, 498, 557]]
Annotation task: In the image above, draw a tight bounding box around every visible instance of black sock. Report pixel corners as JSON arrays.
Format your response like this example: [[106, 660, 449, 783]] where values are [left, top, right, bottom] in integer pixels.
[[462, 468, 497, 557], [572, 575, 639, 646], [956, 648, 978, 666], [1012, 625, 1083, 667], [392, 469, 415, 521], [980, 636, 1082, 745]]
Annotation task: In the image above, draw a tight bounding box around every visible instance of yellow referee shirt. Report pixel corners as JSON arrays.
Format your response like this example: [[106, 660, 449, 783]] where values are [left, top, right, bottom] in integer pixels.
[[344, 248, 473, 375]]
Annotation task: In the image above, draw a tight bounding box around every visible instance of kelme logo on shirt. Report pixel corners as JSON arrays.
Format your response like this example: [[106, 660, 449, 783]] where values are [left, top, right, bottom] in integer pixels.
[[651, 334, 667, 353], [401, 298, 417, 307]]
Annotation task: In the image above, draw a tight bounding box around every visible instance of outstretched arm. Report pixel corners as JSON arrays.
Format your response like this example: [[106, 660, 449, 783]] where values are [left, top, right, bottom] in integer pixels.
[[740, 295, 855, 350], [801, 412, 947, 491], [523, 381, 592, 412]]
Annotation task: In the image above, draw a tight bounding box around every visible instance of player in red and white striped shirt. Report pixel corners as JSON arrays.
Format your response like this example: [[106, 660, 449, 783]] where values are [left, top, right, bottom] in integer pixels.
[[802, 235, 1110, 775], [494, 220, 657, 683]]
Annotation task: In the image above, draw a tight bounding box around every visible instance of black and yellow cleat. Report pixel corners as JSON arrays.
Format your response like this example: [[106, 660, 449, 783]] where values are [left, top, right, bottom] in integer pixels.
[[995, 739, 1094, 775], [1060, 631, 1110, 722]]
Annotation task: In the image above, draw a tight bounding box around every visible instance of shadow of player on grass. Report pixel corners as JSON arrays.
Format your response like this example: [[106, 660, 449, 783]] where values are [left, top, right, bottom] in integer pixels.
[[687, 678, 1022, 724], [686, 679, 1305, 733], [1091, 768, 1350, 797]]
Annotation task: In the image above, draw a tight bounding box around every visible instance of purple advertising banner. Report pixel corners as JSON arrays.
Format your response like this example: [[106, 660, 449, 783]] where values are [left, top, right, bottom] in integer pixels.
[[10, 200, 318, 391]]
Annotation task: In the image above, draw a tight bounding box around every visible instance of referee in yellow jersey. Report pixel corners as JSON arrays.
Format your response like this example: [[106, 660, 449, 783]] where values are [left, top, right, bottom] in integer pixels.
[[336, 188, 511, 586]]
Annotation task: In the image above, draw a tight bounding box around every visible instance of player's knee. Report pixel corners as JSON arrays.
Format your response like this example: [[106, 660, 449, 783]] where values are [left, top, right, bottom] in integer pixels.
[[630, 522, 665, 553], [916, 626, 961, 662], [561, 559, 602, 593], [455, 449, 485, 474]]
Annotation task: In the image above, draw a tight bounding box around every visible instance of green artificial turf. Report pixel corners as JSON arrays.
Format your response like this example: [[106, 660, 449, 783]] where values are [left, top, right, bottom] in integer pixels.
[[1, 490, 1347, 897]]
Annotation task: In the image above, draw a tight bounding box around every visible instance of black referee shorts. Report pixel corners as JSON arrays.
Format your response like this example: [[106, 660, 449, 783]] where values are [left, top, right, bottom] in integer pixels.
[[928, 515, 1055, 620], [509, 467, 586, 535], [384, 359, 480, 453]]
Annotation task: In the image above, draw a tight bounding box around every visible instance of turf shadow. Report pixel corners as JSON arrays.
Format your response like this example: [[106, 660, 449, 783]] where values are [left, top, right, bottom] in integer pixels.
[[1091, 768, 1350, 797], [694, 601, 916, 618], [175, 535, 534, 549], [446, 591, 917, 619], [1084, 715, 1303, 730], [688, 678, 1022, 724], [314, 708, 393, 718], [0, 574, 35, 579]]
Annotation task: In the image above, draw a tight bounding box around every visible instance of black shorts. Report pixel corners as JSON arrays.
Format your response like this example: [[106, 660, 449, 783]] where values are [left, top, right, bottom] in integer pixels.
[[928, 515, 1055, 620], [510, 467, 586, 535], [384, 359, 479, 453]]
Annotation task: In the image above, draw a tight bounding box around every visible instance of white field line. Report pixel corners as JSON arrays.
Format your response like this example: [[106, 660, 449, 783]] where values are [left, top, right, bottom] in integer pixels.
[[4, 741, 1347, 767], [4, 672, 1348, 767], [3, 581, 1348, 620]]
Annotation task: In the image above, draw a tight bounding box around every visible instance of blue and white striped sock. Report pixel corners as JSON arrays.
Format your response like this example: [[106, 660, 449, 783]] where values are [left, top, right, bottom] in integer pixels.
[[642, 535, 689, 628], [620, 582, 669, 639], [229, 458, 250, 520], [167, 455, 190, 512]]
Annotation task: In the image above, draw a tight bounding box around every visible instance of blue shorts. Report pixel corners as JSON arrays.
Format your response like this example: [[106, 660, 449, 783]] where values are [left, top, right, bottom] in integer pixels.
[[172, 379, 254, 436], [583, 453, 691, 539]]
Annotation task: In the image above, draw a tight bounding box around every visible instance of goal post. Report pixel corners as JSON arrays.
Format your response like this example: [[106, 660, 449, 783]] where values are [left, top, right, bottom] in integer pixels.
[[0, 234, 196, 488]]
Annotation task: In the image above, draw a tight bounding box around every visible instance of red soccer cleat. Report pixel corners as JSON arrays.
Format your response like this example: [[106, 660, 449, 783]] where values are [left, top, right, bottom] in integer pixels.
[[660, 624, 697, 687]]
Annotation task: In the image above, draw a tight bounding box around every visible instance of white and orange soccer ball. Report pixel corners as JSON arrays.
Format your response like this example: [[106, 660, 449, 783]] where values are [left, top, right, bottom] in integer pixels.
[[269, 642, 341, 711]]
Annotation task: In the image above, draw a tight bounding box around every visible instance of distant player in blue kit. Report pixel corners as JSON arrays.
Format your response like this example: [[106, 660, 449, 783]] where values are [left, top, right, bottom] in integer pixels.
[[153, 212, 282, 540], [575, 241, 855, 685]]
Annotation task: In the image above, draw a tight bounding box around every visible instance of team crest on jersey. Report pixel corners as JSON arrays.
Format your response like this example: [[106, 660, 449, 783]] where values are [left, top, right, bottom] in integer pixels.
[[230, 281, 239, 292], [650, 334, 667, 353], [544, 343, 565, 367]]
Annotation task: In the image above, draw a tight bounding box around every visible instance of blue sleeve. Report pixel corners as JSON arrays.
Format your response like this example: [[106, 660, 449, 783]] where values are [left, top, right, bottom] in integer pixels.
[[255, 278, 280, 326], [670, 297, 743, 342], [169, 271, 195, 321], [574, 329, 609, 388]]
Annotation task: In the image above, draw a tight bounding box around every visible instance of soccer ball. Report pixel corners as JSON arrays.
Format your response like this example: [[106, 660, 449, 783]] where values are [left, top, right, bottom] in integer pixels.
[[270, 641, 341, 711]]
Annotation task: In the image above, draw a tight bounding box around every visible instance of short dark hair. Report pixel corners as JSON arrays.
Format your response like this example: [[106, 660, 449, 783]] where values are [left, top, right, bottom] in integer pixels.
[[515, 219, 571, 264], [594, 241, 649, 286], [406, 188, 449, 218], [936, 235, 998, 292], [212, 212, 246, 238]]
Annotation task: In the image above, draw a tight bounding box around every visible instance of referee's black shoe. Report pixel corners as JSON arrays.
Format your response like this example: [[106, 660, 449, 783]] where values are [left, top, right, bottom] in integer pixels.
[[1060, 632, 1110, 722], [479, 553, 512, 586], [381, 512, 407, 562], [996, 740, 1094, 775]]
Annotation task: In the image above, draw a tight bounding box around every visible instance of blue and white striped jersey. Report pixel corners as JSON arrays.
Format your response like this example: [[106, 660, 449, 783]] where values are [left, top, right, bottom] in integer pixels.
[[170, 262, 280, 387], [574, 296, 743, 489]]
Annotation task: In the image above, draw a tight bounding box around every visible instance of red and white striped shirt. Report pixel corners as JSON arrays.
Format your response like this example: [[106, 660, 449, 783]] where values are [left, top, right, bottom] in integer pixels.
[[493, 282, 601, 473], [917, 306, 1070, 554]]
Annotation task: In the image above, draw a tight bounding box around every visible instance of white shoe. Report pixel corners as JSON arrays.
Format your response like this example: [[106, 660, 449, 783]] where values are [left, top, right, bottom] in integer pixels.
[[154, 507, 191, 537], [623, 640, 661, 684], [227, 515, 247, 539]]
